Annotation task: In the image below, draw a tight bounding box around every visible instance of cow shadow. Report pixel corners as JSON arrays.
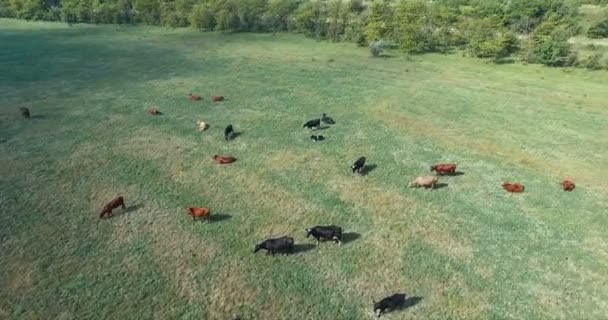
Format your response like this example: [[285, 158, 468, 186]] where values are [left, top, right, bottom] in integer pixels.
[[434, 183, 449, 189], [341, 232, 361, 244], [396, 296, 423, 311], [292, 243, 316, 255], [209, 213, 232, 223], [361, 164, 378, 176], [439, 171, 464, 176], [315, 126, 331, 131], [124, 203, 144, 214], [30, 115, 47, 120], [231, 132, 243, 139]]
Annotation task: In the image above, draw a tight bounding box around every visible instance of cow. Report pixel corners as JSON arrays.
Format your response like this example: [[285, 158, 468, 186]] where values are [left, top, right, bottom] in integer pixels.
[[409, 176, 438, 189], [254, 236, 294, 256], [373, 293, 406, 317], [196, 120, 208, 131], [303, 119, 321, 130], [213, 155, 237, 164], [562, 179, 575, 191], [430, 163, 457, 175], [147, 108, 161, 115], [100, 196, 126, 219], [321, 113, 335, 125], [19, 107, 31, 119], [502, 182, 525, 193], [212, 95, 224, 102], [352, 157, 366, 174], [310, 135, 325, 141], [306, 225, 342, 246], [224, 124, 236, 141], [187, 207, 211, 222], [189, 93, 202, 101]]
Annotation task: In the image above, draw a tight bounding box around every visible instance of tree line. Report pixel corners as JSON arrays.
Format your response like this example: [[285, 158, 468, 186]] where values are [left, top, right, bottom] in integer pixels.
[[2, 0, 608, 68]]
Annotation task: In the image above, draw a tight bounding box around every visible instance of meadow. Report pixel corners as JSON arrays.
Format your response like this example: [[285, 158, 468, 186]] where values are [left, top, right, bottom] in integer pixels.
[[1, 19, 608, 320]]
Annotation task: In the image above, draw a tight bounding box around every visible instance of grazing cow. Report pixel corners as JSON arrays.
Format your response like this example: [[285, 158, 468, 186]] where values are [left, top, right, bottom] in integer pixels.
[[562, 179, 575, 191], [196, 120, 208, 131], [100, 196, 126, 219], [187, 207, 211, 222], [189, 93, 202, 101], [374, 293, 406, 317], [430, 163, 457, 175], [321, 113, 335, 125], [19, 107, 31, 119], [147, 108, 161, 115], [502, 182, 525, 193], [213, 155, 237, 164], [212, 95, 224, 102], [409, 176, 438, 189], [306, 225, 342, 246], [254, 236, 294, 256], [303, 119, 321, 130], [352, 157, 366, 174], [310, 135, 325, 141], [224, 124, 236, 141]]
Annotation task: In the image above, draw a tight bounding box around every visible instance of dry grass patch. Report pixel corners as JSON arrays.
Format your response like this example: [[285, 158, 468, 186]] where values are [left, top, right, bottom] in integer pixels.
[[117, 128, 197, 161], [4, 258, 33, 295]]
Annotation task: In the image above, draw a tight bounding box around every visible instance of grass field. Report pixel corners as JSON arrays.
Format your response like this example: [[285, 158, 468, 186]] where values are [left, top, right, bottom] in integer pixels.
[[2, 19, 608, 320]]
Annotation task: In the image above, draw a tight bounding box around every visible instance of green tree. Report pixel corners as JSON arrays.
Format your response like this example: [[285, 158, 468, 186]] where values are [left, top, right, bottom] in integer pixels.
[[464, 18, 518, 59], [189, 3, 215, 30], [364, 0, 392, 42], [588, 18, 608, 39]]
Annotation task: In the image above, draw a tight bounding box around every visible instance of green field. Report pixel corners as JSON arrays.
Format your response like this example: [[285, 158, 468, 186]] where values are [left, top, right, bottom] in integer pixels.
[[2, 19, 608, 319]]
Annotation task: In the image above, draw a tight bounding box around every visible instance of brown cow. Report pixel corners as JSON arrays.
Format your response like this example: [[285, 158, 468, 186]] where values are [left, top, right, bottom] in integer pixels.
[[100, 196, 126, 219], [148, 108, 161, 115], [189, 93, 202, 101], [213, 155, 237, 164], [430, 163, 457, 175], [562, 179, 575, 191], [187, 207, 211, 222], [409, 176, 438, 189], [212, 95, 224, 102], [502, 182, 525, 193]]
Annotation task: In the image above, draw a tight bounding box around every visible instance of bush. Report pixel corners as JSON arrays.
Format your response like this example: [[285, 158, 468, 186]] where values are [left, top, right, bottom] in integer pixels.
[[522, 34, 576, 67], [465, 18, 518, 59], [189, 4, 215, 31], [587, 19, 608, 39]]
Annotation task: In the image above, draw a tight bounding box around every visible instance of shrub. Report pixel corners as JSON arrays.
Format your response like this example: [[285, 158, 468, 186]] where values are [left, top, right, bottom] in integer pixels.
[[189, 4, 215, 31], [370, 39, 396, 57], [587, 19, 608, 39], [465, 18, 518, 59]]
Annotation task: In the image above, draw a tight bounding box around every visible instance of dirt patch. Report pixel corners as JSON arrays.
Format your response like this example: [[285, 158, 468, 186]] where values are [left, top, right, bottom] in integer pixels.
[[5, 258, 33, 294]]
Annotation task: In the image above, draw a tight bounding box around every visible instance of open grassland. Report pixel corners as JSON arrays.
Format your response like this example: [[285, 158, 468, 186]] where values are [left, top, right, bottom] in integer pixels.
[[2, 19, 608, 320]]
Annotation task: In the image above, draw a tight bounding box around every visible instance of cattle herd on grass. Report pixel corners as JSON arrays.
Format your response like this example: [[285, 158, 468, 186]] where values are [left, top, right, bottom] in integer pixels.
[[17, 95, 577, 317]]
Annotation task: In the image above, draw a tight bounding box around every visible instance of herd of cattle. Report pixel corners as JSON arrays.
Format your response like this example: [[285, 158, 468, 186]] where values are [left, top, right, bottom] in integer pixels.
[[17, 95, 578, 317]]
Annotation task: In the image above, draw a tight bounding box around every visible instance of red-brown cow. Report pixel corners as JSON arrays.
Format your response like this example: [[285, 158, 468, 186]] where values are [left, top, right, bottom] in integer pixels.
[[213, 155, 237, 164], [212, 95, 224, 102], [187, 207, 211, 221], [430, 163, 457, 175], [502, 182, 525, 193], [100, 196, 126, 219], [148, 108, 161, 115], [562, 179, 576, 191], [189, 93, 202, 101]]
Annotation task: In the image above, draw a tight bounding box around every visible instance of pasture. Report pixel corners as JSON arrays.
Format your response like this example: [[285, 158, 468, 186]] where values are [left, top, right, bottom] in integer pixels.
[[1, 19, 608, 319]]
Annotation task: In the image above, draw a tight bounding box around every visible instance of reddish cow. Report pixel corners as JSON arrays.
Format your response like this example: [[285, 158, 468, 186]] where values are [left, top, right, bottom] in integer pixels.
[[213, 155, 237, 164], [562, 179, 575, 191], [212, 96, 225, 102], [187, 207, 211, 221], [100, 196, 126, 219], [148, 108, 161, 115], [189, 93, 202, 101], [430, 163, 457, 175], [502, 182, 525, 193]]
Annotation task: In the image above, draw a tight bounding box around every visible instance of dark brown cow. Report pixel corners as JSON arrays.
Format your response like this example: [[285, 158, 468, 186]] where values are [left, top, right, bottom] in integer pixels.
[[502, 182, 525, 193], [100, 196, 126, 219], [212, 96, 224, 102], [562, 179, 575, 191], [189, 93, 202, 101]]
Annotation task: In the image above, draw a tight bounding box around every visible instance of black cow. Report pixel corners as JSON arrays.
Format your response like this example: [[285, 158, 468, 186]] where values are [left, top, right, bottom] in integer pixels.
[[224, 124, 235, 141], [19, 107, 30, 119], [303, 119, 321, 130], [310, 135, 325, 141], [254, 236, 294, 256], [306, 225, 342, 246], [321, 113, 335, 125], [373, 293, 406, 317], [351, 156, 366, 174]]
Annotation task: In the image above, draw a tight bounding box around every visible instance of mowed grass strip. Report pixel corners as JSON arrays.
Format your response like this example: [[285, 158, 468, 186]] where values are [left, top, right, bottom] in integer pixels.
[[2, 19, 608, 319]]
